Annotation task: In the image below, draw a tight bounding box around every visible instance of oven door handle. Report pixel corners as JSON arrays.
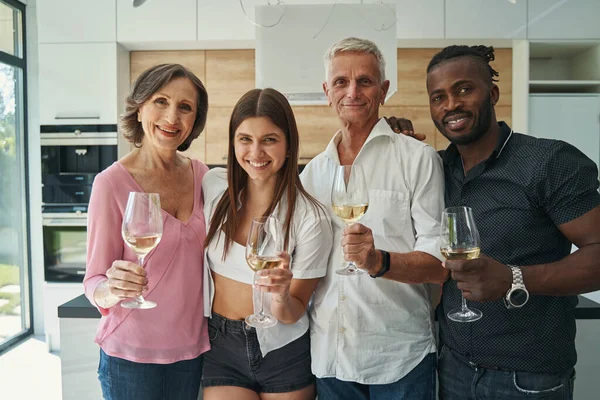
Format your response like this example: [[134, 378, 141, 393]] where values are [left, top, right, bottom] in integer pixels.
[[42, 218, 88, 227]]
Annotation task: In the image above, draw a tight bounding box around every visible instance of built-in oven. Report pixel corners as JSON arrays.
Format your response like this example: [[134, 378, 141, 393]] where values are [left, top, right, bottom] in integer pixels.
[[41, 125, 118, 281], [43, 213, 88, 282]]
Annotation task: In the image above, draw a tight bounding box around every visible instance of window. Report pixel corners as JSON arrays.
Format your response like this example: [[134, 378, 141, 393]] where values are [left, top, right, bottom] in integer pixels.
[[0, 0, 31, 354]]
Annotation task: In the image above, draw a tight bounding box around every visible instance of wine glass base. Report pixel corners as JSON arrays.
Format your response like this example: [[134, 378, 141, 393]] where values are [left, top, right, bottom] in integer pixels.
[[121, 300, 157, 309], [245, 314, 277, 328], [447, 307, 482, 322], [335, 267, 367, 276]]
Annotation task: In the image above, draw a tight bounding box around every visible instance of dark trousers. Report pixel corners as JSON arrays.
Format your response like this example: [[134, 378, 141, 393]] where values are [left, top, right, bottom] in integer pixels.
[[438, 345, 575, 400]]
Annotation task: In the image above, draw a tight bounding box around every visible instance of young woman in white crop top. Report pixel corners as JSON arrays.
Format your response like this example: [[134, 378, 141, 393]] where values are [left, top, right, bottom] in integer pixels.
[[201, 88, 333, 400]]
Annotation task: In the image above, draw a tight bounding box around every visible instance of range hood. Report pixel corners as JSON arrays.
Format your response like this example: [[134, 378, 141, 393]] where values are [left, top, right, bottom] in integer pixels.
[[255, 3, 397, 105]]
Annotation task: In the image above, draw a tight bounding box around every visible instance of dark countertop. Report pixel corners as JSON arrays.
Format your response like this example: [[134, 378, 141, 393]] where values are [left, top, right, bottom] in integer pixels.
[[59, 294, 600, 320]]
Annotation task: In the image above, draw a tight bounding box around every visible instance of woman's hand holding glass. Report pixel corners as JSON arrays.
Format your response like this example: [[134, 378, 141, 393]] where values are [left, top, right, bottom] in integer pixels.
[[120, 192, 163, 309], [254, 252, 293, 304], [245, 216, 284, 328], [105, 260, 149, 301]]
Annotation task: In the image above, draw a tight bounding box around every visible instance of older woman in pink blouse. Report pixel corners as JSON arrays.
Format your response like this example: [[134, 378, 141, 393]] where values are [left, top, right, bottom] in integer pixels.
[[83, 64, 210, 400]]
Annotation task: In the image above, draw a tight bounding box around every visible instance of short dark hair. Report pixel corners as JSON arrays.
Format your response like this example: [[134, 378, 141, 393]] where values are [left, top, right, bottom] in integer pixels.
[[120, 63, 208, 152], [427, 45, 499, 84]]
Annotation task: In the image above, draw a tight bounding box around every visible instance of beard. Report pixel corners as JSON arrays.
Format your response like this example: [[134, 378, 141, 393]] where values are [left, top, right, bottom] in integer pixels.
[[435, 94, 493, 146]]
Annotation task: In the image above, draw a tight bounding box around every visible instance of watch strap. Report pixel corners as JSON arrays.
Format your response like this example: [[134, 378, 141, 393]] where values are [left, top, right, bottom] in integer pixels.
[[370, 249, 390, 278]]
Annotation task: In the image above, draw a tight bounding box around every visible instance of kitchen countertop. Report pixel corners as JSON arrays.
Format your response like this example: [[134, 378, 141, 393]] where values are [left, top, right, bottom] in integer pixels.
[[58, 294, 600, 320]]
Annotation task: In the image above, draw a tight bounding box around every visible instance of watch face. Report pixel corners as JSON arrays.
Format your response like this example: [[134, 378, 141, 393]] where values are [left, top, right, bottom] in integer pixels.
[[509, 288, 529, 307]]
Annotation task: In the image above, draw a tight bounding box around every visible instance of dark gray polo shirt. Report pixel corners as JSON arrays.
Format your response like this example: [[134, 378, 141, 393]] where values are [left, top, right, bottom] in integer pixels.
[[437, 122, 600, 373]]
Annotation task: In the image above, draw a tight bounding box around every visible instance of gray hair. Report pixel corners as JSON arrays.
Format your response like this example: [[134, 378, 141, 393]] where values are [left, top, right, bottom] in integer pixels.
[[323, 37, 386, 82]]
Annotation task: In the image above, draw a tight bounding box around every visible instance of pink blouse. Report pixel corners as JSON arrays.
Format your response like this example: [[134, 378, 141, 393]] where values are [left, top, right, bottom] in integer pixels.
[[83, 160, 210, 364]]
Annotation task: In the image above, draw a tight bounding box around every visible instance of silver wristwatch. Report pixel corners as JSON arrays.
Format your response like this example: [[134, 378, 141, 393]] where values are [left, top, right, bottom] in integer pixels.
[[504, 265, 529, 309]]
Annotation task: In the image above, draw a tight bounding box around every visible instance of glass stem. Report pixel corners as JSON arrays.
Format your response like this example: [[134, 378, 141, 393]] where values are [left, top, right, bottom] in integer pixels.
[[461, 297, 469, 313], [258, 290, 265, 321], [134, 255, 146, 304]]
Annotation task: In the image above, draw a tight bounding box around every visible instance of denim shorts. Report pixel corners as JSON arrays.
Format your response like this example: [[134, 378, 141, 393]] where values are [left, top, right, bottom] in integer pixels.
[[201, 312, 315, 393]]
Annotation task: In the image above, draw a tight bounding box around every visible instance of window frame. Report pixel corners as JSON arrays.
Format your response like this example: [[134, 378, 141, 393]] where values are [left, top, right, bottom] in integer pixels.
[[0, 0, 33, 356]]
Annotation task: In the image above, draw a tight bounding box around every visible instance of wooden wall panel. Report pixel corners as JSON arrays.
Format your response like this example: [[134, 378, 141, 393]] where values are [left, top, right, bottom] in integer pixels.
[[130, 50, 206, 83], [292, 106, 340, 160], [204, 107, 231, 165], [386, 48, 441, 107], [131, 47, 513, 158], [492, 48, 513, 108], [130, 50, 207, 161], [205, 50, 255, 107]]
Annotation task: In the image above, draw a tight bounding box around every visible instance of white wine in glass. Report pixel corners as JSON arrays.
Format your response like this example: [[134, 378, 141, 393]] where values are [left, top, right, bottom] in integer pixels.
[[121, 192, 163, 309], [331, 165, 369, 275], [245, 215, 282, 328], [440, 206, 482, 322]]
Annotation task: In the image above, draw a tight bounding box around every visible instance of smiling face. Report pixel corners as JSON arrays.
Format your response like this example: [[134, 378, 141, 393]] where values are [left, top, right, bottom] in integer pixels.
[[137, 77, 198, 151], [426, 57, 499, 146], [324, 51, 390, 127], [234, 116, 288, 184]]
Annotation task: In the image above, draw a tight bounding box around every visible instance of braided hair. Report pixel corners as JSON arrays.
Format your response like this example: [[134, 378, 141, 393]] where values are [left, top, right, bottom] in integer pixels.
[[427, 45, 499, 84]]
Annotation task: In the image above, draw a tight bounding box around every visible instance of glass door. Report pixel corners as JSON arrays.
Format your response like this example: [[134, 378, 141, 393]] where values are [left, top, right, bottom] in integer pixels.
[[0, 0, 31, 353]]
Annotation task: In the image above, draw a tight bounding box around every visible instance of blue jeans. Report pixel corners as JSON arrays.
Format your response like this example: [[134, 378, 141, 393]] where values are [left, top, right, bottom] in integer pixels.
[[438, 345, 575, 400], [98, 349, 203, 400], [316, 352, 436, 400]]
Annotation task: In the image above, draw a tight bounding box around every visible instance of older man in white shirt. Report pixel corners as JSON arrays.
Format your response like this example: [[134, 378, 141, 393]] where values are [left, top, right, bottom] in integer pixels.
[[300, 37, 448, 400]]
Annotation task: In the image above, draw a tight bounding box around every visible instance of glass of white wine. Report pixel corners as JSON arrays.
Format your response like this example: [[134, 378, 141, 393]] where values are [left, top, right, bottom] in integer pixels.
[[440, 206, 482, 322], [121, 192, 163, 309], [245, 215, 282, 328], [331, 165, 369, 276]]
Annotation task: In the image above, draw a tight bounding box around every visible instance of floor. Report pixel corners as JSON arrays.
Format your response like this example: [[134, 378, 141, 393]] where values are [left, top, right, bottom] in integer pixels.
[[0, 336, 62, 400]]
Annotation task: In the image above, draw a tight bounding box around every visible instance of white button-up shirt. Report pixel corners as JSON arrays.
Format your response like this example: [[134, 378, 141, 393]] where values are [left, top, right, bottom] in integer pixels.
[[202, 168, 333, 356], [300, 118, 445, 384]]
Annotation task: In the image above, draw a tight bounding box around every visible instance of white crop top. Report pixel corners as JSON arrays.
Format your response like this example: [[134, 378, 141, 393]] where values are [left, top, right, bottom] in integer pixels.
[[202, 168, 333, 356]]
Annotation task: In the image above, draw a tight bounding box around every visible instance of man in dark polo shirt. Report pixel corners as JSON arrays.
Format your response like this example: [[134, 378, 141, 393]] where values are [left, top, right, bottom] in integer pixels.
[[425, 45, 600, 399]]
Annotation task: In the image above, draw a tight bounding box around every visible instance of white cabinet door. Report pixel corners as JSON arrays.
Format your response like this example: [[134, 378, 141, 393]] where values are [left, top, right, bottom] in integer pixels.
[[529, 94, 600, 169], [197, 0, 254, 42], [38, 43, 118, 125], [37, 0, 116, 43], [117, 0, 196, 43], [528, 0, 600, 40], [445, 0, 527, 39], [395, 0, 444, 39]]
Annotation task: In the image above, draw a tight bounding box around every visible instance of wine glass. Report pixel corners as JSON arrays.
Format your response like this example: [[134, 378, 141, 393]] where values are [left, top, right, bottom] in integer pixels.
[[121, 192, 163, 309], [440, 206, 482, 322], [245, 215, 283, 328], [331, 165, 369, 276]]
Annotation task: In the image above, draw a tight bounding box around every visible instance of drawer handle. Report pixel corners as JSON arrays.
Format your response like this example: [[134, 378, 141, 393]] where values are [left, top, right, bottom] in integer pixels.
[[54, 114, 100, 120]]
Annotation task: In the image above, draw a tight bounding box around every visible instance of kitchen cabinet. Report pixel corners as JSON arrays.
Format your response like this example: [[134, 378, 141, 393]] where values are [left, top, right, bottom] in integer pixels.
[[37, 0, 116, 43], [38, 43, 118, 125], [197, 0, 254, 43], [395, 0, 444, 39], [529, 94, 600, 169], [445, 0, 527, 39], [117, 0, 196, 44], [43, 282, 84, 351], [528, 0, 600, 40]]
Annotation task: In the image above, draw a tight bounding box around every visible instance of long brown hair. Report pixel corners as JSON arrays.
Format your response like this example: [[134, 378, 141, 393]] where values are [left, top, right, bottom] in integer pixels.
[[205, 88, 323, 257]]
